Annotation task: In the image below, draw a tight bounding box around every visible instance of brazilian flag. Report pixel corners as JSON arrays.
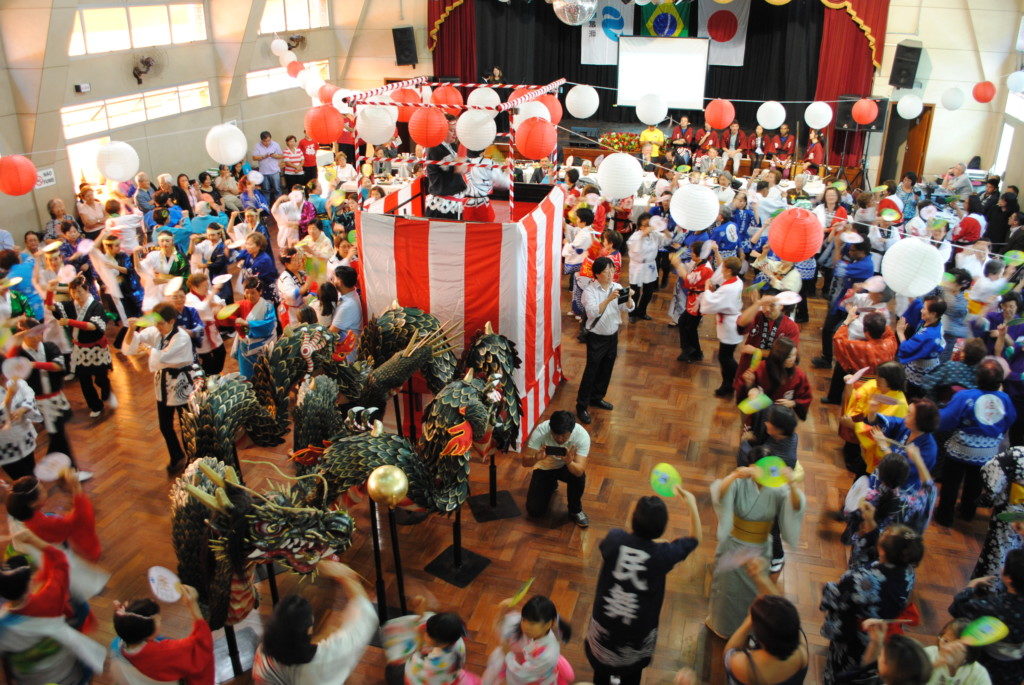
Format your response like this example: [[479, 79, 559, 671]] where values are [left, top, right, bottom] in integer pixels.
[[641, 1, 692, 38]]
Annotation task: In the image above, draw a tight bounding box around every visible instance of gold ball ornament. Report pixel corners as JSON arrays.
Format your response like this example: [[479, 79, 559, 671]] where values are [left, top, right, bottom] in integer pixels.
[[367, 465, 409, 508]]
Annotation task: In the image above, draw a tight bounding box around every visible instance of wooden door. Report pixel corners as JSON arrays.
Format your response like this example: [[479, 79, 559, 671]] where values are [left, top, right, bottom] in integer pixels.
[[901, 104, 934, 179]]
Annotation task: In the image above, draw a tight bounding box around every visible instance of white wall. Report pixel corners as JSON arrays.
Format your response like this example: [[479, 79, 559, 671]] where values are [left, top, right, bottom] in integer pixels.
[[866, 0, 1023, 184], [0, 0, 431, 234]]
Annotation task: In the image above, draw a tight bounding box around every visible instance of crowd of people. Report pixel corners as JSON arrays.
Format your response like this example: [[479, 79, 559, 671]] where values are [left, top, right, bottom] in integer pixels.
[[0, 106, 1022, 685]]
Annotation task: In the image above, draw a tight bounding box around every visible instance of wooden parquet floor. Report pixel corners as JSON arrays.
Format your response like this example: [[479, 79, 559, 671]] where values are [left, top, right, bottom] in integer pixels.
[[1, 276, 995, 684]]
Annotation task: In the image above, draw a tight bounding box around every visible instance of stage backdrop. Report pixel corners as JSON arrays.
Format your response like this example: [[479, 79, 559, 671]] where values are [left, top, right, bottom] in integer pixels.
[[356, 188, 565, 443]]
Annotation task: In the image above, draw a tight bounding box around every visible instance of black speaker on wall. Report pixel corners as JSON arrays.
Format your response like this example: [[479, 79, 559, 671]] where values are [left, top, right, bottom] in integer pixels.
[[836, 95, 889, 133], [392, 26, 417, 66], [889, 40, 922, 89]]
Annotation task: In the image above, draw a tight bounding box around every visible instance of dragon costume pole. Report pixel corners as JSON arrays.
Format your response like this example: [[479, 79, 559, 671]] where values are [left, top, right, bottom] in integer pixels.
[[369, 499, 389, 624], [453, 506, 463, 568], [387, 508, 408, 615]]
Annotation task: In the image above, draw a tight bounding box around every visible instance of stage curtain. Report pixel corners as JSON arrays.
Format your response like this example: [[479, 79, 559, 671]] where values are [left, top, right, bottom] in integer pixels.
[[814, 0, 890, 167], [475, 2, 824, 126], [428, 0, 477, 82]]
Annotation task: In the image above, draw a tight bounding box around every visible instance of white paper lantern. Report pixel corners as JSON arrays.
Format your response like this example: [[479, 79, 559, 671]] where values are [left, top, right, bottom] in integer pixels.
[[880, 238, 945, 297], [95, 141, 139, 182], [552, 0, 598, 26], [513, 101, 551, 129], [941, 87, 965, 111], [456, 110, 497, 151], [466, 87, 501, 118], [756, 101, 786, 130], [331, 88, 356, 115], [315, 150, 334, 167], [804, 101, 833, 130], [247, 170, 264, 186], [278, 50, 298, 67], [595, 152, 643, 201], [896, 94, 923, 119], [357, 105, 397, 145], [670, 184, 719, 231], [1008, 71, 1024, 94], [565, 84, 600, 119], [303, 78, 325, 98], [635, 93, 667, 126], [205, 123, 248, 165], [270, 38, 289, 56]]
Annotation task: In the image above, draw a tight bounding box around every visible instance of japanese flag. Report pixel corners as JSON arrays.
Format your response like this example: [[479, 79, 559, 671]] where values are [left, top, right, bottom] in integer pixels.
[[698, 0, 750, 67]]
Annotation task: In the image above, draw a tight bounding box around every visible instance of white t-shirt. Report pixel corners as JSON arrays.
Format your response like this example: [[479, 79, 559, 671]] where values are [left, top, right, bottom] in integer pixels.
[[526, 421, 590, 470], [922, 645, 992, 685]]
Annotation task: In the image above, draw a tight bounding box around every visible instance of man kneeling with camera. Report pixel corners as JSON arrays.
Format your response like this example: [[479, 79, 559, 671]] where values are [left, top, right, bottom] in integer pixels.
[[521, 410, 591, 528]]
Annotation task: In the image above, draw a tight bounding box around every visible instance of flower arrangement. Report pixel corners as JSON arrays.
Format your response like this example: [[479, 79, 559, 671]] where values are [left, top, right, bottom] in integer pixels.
[[598, 132, 641, 153]]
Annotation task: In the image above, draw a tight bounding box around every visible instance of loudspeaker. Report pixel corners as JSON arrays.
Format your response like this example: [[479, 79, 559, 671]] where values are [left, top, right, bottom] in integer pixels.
[[836, 95, 888, 133], [392, 26, 417, 67], [889, 40, 922, 89]]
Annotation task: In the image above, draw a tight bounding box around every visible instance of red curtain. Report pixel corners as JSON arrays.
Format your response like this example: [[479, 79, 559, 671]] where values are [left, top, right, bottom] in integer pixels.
[[428, 0, 477, 82], [814, 0, 890, 168]]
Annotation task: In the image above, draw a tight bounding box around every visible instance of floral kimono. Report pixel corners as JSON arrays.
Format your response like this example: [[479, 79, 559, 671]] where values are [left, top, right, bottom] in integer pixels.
[[383, 613, 477, 685], [973, 447, 1024, 578], [234, 297, 276, 379]]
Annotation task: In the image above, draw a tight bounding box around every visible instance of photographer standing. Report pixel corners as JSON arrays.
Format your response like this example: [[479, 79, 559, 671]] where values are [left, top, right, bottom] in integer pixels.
[[576, 256, 633, 424], [522, 410, 591, 528]]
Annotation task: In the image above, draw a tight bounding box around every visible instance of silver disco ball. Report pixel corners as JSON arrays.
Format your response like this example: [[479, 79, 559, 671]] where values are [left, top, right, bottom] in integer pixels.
[[552, 0, 598, 26]]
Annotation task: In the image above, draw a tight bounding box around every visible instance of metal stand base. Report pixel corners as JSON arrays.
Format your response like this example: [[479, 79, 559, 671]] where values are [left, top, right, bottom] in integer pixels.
[[467, 489, 521, 522], [424, 544, 491, 587], [213, 625, 259, 683]]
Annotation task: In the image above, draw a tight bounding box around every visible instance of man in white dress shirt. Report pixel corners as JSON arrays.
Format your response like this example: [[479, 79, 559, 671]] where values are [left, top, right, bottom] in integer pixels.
[[576, 257, 633, 424]]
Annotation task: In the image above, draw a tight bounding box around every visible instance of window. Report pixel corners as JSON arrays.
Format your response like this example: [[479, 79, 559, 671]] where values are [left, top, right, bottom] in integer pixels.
[[67, 137, 111, 189], [246, 59, 329, 97], [992, 122, 1014, 178], [60, 82, 211, 140], [260, 0, 330, 33], [68, 4, 206, 56]]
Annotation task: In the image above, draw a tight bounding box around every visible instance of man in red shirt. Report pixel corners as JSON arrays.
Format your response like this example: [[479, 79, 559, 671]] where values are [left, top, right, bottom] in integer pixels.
[[772, 123, 796, 178], [671, 115, 697, 167], [298, 131, 319, 185]]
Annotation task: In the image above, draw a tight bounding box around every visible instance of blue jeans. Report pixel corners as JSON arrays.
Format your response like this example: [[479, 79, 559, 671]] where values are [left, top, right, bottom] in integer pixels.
[[261, 172, 282, 203]]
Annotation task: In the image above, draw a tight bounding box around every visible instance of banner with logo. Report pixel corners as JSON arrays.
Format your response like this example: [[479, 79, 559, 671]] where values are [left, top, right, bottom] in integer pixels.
[[641, 1, 690, 38], [697, 0, 750, 67], [581, 0, 633, 65]]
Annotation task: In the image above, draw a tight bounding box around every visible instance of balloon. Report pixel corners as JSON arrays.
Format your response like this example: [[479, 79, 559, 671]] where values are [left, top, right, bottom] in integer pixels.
[[537, 94, 563, 125], [1008, 71, 1024, 94], [246, 170, 264, 186], [896, 94, 923, 119], [804, 101, 833, 129], [317, 83, 339, 105], [456, 110, 497, 151], [390, 87, 422, 122], [286, 61, 304, 78], [367, 465, 409, 508], [96, 141, 139, 182], [356, 105, 397, 145], [767, 208, 823, 262], [596, 152, 643, 201], [409, 108, 448, 147], [670, 184, 718, 231], [756, 101, 786, 130], [704, 98, 734, 130], [552, 0, 598, 26], [467, 87, 501, 118], [205, 124, 248, 165], [851, 98, 878, 125], [515, 117, 557, 159], [304, 105, 345, 144], [431, 85, 464, 117], [565, 84, 600, 118], [278, 50, 297, 67], [270, 38, 289, 56], [513, 100, 551, 129], [941, 87, 965, 111], [0, 155, 36, 196], [881, 238, 945, 297], [973, 81, 996, 103], [635, 93, 667, 126]]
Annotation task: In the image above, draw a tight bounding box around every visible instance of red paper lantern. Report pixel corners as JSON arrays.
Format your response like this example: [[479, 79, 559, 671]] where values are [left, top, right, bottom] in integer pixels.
[[515, 117, 556, 160], [286, 61, 304, 78], [704, 98, 735, 130], [431, 85, 464, 116], [767, 208, 823, 262], [538, 94, 563, 125], [317, 83, 339, 105], [508, 87, 533, 105], [391, 88, 422, 123], [303, 105, 345, 144], [851, 98, 878, 125], [973, 81, 996, 103], [409, 108, 448, 147], [0, 155, 37, 196]]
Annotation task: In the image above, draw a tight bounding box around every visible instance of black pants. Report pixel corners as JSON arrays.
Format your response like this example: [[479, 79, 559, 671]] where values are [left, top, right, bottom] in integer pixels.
[[157, 402, 185, 466], [678, 312, 703, 356], [820, 266, 834, 299], [77, 365, 110, 413], [198, 345, 226, 376], [48, 413, 75, 465], [283, 174, 305, 193], [796, 278, 815, 321], [302, 166, 318, 185], [586, 642, 645, 685], [717, 342, 738, 392], [632, 282, 657, 318], [577, 332, 618, 408], [2, 453, 36, 480], [526, 466, 585, 516], [820, 309, 845, 361], [826, 363, 848, 404], [656, 251, 671, 288], [935, 457, 984, 524]]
